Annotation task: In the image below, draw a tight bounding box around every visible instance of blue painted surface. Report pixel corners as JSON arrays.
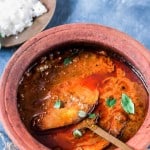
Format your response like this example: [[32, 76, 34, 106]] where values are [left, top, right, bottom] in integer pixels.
[[0, 0, 150, 149]]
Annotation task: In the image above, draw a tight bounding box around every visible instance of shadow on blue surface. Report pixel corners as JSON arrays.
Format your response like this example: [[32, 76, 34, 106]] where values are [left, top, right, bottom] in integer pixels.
[[47, 0, 76, 28]]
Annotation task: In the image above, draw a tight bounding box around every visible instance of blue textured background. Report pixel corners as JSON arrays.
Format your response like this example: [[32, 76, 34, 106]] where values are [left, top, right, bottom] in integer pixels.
[[0, 0, 150, 149]]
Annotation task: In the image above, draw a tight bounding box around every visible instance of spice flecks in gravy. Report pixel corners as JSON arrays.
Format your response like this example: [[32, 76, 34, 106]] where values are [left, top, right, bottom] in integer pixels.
[[17, 48, 148, 150]]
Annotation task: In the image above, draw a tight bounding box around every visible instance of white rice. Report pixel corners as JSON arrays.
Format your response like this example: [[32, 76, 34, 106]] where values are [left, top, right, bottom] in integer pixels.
[[0, 0, 47, 37]]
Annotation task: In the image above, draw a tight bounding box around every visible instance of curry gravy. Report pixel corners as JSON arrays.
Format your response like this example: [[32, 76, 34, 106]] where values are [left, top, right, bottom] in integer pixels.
[[17, 47, 148, 150]]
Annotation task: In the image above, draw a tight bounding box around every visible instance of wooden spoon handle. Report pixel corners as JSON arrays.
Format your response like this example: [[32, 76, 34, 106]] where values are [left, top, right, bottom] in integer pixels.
[[87, 124, 133, 150]]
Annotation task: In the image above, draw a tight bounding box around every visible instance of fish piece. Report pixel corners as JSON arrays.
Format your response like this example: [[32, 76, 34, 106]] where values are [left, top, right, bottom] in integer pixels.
[[32, 81, 99, 130]]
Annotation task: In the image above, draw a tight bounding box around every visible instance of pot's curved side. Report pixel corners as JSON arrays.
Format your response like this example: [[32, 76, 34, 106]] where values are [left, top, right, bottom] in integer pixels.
[[0, 24, 150, 150]]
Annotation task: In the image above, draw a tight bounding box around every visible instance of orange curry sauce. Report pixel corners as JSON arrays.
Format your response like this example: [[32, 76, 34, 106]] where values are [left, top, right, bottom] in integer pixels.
[[17, 48, 148, 150]]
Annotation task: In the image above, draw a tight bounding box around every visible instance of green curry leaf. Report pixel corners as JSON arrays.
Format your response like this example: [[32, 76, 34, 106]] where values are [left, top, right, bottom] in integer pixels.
[[88, 113, 97, 119], [63, 57, 72, 65], [121, 93, 135, 114], [54, 100, 63, 109], [73, 129, 83, 138], [78, 110, 87, 118], [106, 98, 116, 107]]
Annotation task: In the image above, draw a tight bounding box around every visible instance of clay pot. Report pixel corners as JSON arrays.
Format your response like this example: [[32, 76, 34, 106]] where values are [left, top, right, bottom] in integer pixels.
[[0, 24, 150, 150]]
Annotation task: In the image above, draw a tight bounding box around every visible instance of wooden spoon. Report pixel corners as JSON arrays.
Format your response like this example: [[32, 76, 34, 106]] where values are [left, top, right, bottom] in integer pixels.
[[1, 0, 56, 47], [77, 118, 133, 150]]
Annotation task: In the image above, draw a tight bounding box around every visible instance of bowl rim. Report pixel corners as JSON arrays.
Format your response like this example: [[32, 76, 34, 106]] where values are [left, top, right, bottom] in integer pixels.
[[0, 23, 150, 150]]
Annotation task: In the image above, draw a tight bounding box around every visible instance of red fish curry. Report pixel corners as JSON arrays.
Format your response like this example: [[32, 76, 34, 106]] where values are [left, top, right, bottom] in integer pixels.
[[17, 47, 148, 150]]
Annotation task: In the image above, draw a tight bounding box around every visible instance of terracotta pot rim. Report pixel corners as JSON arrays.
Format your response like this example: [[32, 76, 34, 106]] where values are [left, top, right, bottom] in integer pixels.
[[0, 23, 150, 150]]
